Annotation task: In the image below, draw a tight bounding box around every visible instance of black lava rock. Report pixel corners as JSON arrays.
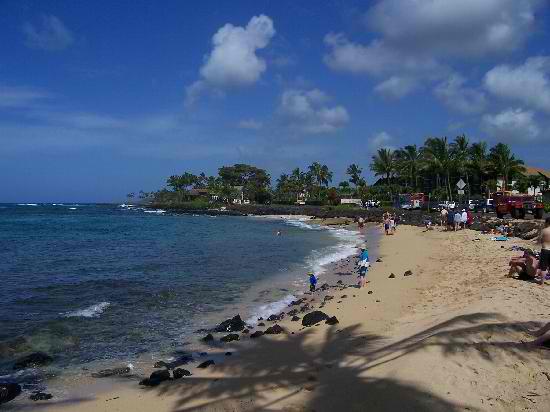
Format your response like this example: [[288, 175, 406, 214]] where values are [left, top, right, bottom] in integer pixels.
[[368, 291, 373, 294], [325, 316, 339, 325], [267, 313, 283, 321], [139, 369, 171, 387], [323, 295, 334, 301], [220, 333, 239, 343], [404, 270, 413, 276], [92, 367, 131, 378], [214, 315, 246, 332], [13, 352, 53, 370], [242, 329, 249, 334], [0, 383, 21, 404], [257, 322, 265, 326], [225, 352, 232, 356], [29, 392, 52, 401], [172, 368, 192, 379], [197, 360, 215, 369], [250, 331, 264, 339], [336, 280, 343, 285], [291, 316, 300, 321], [201, 333, 214, 342], [287, 309, 298, 316], [265, 324, 284, 335], [302, 311, 329, 327], [389, 273, 395, 278]]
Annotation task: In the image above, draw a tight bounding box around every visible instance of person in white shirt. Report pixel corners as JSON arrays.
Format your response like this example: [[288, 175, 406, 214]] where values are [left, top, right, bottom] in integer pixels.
[[461, 209, 468, 229]]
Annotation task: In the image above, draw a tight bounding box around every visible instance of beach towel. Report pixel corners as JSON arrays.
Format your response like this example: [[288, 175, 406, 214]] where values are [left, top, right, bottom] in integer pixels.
[[491, 236, 508, 241]]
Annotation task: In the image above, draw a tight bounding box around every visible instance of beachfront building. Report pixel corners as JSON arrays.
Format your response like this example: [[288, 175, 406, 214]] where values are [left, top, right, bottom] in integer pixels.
[[232, 186, 250, 205], [497, 166, 550, 196]]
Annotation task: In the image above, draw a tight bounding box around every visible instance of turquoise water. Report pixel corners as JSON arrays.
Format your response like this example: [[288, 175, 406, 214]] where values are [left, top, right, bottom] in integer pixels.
[[0, 204, 362, 377]]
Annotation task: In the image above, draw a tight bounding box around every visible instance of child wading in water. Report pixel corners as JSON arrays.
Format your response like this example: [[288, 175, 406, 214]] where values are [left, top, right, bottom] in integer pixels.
[[358, 244, 370, 288], [308, 271, 317, 292]]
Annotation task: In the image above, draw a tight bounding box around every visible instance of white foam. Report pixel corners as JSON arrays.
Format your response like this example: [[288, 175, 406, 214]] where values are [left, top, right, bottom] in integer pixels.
[[143, 209, 165, 214], [17, 203, 38, 206], [246, 294, 296, 326], [64, 302, 111, 318], [69, 207, 77, 210]]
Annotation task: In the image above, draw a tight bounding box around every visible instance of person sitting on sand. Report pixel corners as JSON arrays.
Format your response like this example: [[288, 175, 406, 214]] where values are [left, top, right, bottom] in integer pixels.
[[507, 250, 539, 279], [357, 244, 370, 288], [535, 218, 550, 286], [308, 271, 317, 292]]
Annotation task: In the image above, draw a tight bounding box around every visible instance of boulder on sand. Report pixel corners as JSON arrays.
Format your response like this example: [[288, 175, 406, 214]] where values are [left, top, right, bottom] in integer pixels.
[[29, 392, 52, 401], [172, 368, 192, 379], [302, 311, 329, 327], [201, 333, 214, 342], [265, 325, 284, 335], [404, 270, 413, 276], [92, 366, 131, 378], [250, 331, 264, 339], [214, 315, 246, 332], [220, 333, 239, 343], [267, 313, 283, 321], [197, 360, 215, 369], [325, 316, 339, 325], [13, 352, 53, 370], [291, 316, 300, 322], [0, 383, 21, 404], [139, 369, 171, 387]]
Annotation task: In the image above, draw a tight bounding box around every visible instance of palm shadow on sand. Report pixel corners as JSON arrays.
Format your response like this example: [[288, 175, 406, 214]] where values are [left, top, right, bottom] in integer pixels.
[[143, 312, 541, 412]]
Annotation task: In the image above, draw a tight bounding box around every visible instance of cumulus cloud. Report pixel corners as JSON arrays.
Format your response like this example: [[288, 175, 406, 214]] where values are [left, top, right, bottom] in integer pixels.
[[324, 0, 542, 100], [279, 89, 349, 134], [481, 108, 540, 143], [434, 74, 486, 114], [375, 76, 418, 99], [368, 131, 394, 151], [238, 119, 263, 130], [366, 0, 540, 57], [484, 56, 550, 113], [185, 15, 275, 106], [23, 15, 74, 51]]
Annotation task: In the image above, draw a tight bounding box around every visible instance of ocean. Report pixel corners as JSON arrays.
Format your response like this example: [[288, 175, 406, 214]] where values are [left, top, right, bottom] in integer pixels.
[[0, 203, 364, 384]]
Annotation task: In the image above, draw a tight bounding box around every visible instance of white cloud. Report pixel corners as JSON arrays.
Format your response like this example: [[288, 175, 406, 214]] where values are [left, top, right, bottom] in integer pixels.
[[0, 85, 50, 108], [434, 74, 486, 114], [324, 33, 441, 77], [366, 0, 540, 57], [238, 119, 263, 130], [279, 89, 349, 134], [22, 15, 74, 51], [484, 56, 550, 113], [368, 131, 394, 151], [375, 76, 418, 99], [481, 108, 540, 143], [185, 15, 275, 106]]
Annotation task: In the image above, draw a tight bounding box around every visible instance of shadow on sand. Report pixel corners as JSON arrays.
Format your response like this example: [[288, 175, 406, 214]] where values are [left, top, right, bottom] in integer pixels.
[[142, 312, 540, 412]]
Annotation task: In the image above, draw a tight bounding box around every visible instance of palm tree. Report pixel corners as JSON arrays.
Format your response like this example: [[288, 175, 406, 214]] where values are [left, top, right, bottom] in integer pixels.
[[395, 145, 422, 191], [422, 137, 454, 200], [319, 164, 333, 187], [488, 143, 526, 191], [346, 164, 363, 188], [370, 148, 395, 191], [469, 142, 488, 196]]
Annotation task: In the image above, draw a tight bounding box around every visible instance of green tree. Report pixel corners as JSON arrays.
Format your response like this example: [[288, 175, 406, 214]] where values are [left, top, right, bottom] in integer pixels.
[[451, 134, 470, 197], [395, 145, 422, 191], [488, 143, 525, 191], [370, 148, 396, 199], [422, 137, 454, 200], [218, 164, 271, 204], [346, 164, 364, 189], [469, 141, 488, 195]]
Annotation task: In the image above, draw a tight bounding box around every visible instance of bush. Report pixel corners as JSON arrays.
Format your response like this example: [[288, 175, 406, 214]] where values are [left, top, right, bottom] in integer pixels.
[[545, 202, 550, 213], [305, 200, 324, 206]]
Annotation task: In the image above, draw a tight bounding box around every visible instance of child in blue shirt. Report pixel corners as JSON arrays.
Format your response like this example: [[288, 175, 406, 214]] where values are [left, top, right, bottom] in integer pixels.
[[308, 271, 317, 292]]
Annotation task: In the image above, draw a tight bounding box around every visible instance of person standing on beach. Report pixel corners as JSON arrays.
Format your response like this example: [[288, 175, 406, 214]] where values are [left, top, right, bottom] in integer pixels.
[[357, 245, 369, 288], [536, 217, 550, 285], [454, 210, 462, 231], [440, 207, 448, 228], [461, 209, 468, 229], [446, 208, 455, 231], [308, 271, 317, 292]]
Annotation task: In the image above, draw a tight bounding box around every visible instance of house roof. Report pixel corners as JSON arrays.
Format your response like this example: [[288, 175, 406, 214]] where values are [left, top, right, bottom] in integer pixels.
[[523, 166, 550, 179]]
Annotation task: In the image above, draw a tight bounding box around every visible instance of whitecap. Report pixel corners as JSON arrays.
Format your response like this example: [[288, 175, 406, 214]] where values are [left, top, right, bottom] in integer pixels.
[[64, 302, 111, 318], [245, 294, 296, 326], [69, 207, 77, 210], [17, 203, 38, 206], [143, 209, 165, 214]]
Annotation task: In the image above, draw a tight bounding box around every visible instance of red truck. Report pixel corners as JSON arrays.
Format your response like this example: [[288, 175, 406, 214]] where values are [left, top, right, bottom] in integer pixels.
[[493, 191, 545, 219]]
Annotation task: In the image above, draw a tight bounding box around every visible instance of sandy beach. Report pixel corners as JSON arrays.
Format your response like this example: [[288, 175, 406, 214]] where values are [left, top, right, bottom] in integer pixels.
[[22, 223, 550, 412]]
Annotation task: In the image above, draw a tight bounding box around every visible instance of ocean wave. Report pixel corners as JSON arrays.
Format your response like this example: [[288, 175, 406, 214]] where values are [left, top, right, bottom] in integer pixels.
[[17, 203, 39, 206], [246, 294, 296, 325], [64, 302, 111, 318], [143, 209, 165, 214], [282, 218, 320, 231]]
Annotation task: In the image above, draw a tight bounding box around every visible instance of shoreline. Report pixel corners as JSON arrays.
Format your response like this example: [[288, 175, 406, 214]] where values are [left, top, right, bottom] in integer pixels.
[[7, 222, 550, 411]]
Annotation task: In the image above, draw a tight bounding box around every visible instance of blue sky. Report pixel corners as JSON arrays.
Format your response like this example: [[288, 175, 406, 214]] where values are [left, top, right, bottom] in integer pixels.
[[1, 0, 549, 202]]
